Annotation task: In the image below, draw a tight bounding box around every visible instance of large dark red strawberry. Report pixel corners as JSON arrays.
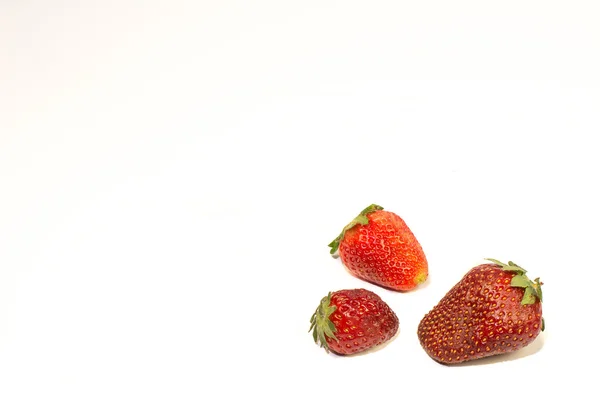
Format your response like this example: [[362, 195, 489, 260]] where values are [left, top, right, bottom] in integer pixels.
[[329, 204, 428, 291], [417, 259, 544, 364], [309, 288, 399, 355]]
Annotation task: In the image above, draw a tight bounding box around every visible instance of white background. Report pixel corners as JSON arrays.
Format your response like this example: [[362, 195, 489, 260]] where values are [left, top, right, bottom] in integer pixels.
[[1, 1, 599, 399]]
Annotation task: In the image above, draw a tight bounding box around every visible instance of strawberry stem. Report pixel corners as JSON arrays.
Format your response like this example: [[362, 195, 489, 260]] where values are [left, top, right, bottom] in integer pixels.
[[328, 204, 383, 257]]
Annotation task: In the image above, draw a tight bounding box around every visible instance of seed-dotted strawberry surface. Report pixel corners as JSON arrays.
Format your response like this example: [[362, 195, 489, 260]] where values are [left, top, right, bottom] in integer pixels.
[[330, 204, 428, 291], [310, 288, 399, 355], [418, 259, 543, 364]]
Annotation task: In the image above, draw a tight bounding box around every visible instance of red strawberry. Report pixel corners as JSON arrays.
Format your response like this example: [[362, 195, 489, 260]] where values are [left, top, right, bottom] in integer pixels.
[[309, 288, 399, 355], [417, 259, 544, 364], [329, 204, 428, 291]]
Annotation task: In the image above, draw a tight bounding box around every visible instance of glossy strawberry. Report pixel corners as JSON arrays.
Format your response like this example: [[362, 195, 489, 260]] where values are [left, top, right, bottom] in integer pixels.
[[329, 204, 428, 291], [417, 259, 544, 364], [309, 288, 399, 355]]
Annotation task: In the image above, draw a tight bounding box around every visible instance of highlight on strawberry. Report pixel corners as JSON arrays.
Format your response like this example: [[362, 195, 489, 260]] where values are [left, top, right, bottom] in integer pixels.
[[417, 258, 544, 364]]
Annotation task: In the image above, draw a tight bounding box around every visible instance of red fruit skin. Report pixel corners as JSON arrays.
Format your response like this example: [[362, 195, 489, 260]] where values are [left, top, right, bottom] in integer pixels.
[[338, 210, 428, 291], [326, 289, 399, 355], [417, 263, 543, 364]]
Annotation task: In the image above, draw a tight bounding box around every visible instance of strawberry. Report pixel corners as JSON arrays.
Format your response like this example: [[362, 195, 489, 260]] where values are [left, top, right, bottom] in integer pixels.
[[309, 288, 399, 355], [329, 204, 428, 291], [417, 259, 544, 364]]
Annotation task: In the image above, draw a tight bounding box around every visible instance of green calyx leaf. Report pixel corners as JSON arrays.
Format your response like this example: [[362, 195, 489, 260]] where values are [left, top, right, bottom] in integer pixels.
[[485, 258, 543, 305], [309, 292, 339, 352], [521, 286, 537, 305], [485, 258, 527, 273], [510, 274, 530, 288], [328, 204, 383, 257]]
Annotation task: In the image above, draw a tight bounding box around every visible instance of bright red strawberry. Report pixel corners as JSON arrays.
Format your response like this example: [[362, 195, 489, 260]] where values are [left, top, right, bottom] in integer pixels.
[[329, 204, 428, 291], [417, 259, 544, 364], [309, 288, 399, 355]]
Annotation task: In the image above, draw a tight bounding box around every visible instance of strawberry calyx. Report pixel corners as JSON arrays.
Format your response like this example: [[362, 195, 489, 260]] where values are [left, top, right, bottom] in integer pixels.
[[328, 204, 383, 257], [309, 292, 338, 352], [485, 258, 543, 305]]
